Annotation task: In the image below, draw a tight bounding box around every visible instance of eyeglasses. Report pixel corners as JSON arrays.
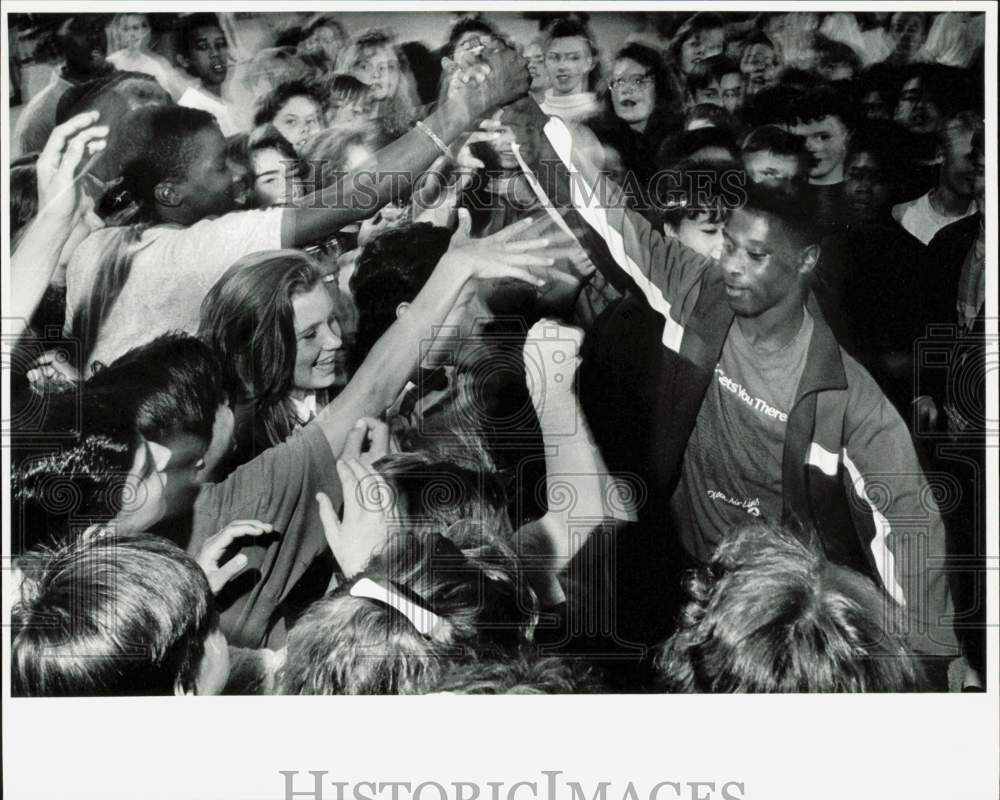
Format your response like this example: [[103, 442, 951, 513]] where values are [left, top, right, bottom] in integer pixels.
[[609, 72, 653, 92]]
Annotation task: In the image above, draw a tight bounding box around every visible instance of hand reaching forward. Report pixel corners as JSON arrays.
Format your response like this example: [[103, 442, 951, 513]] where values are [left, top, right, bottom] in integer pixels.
[[196, 520, 274, 594], [36, 110, 109, 227], [318, 457, 395, 578], [438, 210, 553, 286]]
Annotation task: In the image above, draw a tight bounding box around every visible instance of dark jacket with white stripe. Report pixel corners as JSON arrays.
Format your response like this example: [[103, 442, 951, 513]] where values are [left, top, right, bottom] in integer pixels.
[[522, 110, 958, 658]]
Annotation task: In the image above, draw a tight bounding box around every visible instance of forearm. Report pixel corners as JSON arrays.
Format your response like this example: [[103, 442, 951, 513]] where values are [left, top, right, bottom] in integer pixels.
[[283, 98, 474, 248], [10, 212, 71, 336], [313, 258, 473, 455]]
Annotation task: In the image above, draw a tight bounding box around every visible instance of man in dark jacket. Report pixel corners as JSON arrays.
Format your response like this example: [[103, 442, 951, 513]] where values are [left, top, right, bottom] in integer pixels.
[[521, 110, 961, 685]]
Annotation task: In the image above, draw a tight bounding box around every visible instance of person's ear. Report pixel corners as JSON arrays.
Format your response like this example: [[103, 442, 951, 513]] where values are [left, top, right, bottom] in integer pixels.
[[441, 56, 457, 74], [395, 301, 411, 319], [797, 244, 820, 277], [176, 52, 191, 71], [154, 180, 184, 208]]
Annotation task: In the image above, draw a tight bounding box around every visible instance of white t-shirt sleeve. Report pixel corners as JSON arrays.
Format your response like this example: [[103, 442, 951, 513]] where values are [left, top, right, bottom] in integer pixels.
[[167, 209, 285, 284]]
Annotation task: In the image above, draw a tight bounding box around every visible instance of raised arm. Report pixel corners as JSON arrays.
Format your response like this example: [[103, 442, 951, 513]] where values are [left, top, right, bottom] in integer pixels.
[[280, 45, 530, 248], [9, 112, 108, 338], [514, 319, 632, 605], [310, 212, 552, 456]]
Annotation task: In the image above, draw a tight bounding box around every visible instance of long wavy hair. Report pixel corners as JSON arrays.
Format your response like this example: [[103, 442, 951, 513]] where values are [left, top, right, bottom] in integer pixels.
[[335, 28, 420, 146], [198, 249, 332, 449]]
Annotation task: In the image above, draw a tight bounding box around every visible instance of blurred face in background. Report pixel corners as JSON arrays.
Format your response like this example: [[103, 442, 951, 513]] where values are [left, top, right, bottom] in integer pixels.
[[743, 149, 802, 190], [545, 36, 594, 96], [610, 57, 656, 132], [844, 151, 894, 223], [890, 13, 925, 63], [940, 123, 978, 200], [252, 147, 301, 207], [691, 72, 743, 116], [272, 95, 323, 152], [117, 14, 151, 52], [326, 94, 371, 128], [59, 15, 108, 75], [740, 43, 778, 95], [184, 24, 229, 88], [524, 41, 550, 95], [679, 27, 725, 75], [789, 115, 851, 185], [352, 45, 400, 102], [666, 210, 726, 260], [894, 77, 942, 135], [861, 90, 891, 121], [301, 24, 344, 63]]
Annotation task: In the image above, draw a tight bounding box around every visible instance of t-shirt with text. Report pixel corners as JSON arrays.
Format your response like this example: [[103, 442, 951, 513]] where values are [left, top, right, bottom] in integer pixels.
[[669, 311, 814, 562]]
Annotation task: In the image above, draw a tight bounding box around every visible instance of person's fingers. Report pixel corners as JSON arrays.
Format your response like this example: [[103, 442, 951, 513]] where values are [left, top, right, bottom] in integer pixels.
[[342, 418, 369, 461], [203, 521, 272, 561], [212, 553, 249, 590], [493, 250, 555, 268], [60, 126, 110, 174], [39, 111, 101, 164], [500, 236, 551, 253], [367, 419, 390, 458], [490, 216, 536, 242], [483, 265, 547, 287], [335, 459, 360, 506], [316, 491, 342, 539], [368, 470, 395, 513]]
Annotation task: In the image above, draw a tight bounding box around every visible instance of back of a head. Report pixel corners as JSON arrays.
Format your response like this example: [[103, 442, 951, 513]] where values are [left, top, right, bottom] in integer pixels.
[[654, 156, 742, 231], [789, 84, 858, 132], [428, 655, 599, 694], [846, 119, 914, 188], [12, 532, 214, 696], [12, 392, 137, 554], [657, 125, 741, 171], [657, 522, 924, 693], [279, 532, 534, 694], [374, 451, 512, 543], [85, 332, 225, 445], [349, 222, 453, 369], [686, 54, 741, 94]]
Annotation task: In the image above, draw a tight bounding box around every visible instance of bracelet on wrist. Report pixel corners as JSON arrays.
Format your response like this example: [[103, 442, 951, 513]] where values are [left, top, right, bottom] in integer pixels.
[[414, 119, 451, 158]]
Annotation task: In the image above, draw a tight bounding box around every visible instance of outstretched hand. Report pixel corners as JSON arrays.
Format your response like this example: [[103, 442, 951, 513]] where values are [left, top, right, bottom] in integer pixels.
[[439, 211, 553, 287], [36, 110, 109, 227], [318, 457, 395, 578], [196, 520, 274, 594]]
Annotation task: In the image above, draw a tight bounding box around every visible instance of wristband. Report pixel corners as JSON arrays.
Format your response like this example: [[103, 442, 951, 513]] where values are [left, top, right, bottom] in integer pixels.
[[415, 119, 451, 158]]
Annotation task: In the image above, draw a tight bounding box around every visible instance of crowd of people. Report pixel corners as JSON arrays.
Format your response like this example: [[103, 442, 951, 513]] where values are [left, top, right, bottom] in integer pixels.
[[6, 9, 988, 695]]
